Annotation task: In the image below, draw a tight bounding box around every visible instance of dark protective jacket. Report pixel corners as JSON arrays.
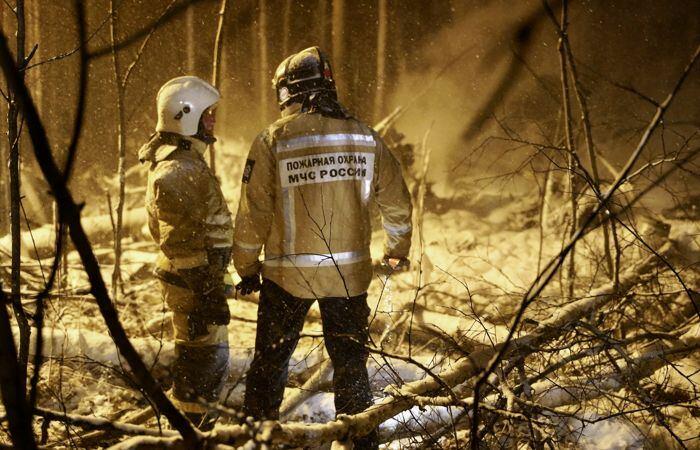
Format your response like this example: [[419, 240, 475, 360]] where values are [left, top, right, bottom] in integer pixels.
[[139, 133, 233, 277], [233, 108, 412, 299]]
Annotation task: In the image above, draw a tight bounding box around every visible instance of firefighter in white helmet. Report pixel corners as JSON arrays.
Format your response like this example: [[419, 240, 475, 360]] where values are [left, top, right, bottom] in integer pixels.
[[138, 76, 233, 429], [233, 47, 412, 450]]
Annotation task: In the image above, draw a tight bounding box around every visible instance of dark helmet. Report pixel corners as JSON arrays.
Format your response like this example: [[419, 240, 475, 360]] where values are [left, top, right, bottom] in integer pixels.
[[272, 46, 337, 110]]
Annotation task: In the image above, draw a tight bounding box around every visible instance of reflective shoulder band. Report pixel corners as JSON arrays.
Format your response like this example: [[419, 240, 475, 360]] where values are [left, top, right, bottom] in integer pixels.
[[276, 134, 376, 153]]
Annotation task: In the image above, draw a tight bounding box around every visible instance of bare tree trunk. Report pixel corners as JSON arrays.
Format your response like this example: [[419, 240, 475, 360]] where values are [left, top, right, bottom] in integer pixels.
[[374, 0, 388, 122], [537, 163, 551, 274], [319, 0, 329, 48], [210, 0, 228, 174], [556, 0, 577, 299], [0, 122, 7, 237], [0, 290, 37, 449], [412, 128, 432, 266], [29, 0, 41, 111], [331, 0, 344, 91], [561, 29, 618, 286], [109, 0, 126, 301], [8, 0, 30, 395], [186, 1, 195, 72], [282, 0, 292, 56], [52, 202, 67, 289], [0, 3, 6, 237], [258, 0, 269, 124]]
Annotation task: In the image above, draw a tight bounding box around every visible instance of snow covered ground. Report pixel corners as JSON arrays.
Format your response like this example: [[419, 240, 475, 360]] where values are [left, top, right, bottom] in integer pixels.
[[3, 178, 699, 449]]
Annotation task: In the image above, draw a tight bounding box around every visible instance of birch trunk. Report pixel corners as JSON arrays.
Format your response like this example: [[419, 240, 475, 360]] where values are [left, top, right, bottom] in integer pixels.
[[0, 291, 36, 448], [319, 0, 329, 49], [258, 0, 270, 124], [282, 0, 292, 56], [0, 5, 7, 236], [331, 0, 344, 92], [374, 0, 388, 122], [29, 0, 41, 112], [109, 0, 126, 301], [8, 0, 30, 394], [186, 1, 195, 72], [556, 0, 578, 299], [562, 29, 618, 286], [210, 0, 228, 173]]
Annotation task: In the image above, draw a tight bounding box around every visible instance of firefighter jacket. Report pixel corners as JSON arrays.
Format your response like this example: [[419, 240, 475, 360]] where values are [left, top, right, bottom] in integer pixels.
[[233, 109, 412, 299], [139, 132, 233, 278]]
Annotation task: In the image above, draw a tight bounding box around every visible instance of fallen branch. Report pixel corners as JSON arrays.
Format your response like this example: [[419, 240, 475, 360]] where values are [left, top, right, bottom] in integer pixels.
[[531, 325, 700, 409], [33, 407, 175, 439], [76, 407, 157, 447]]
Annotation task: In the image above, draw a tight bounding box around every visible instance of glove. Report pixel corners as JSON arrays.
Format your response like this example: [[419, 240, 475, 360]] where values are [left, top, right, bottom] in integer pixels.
[[382, 255, 410, 273], [236, 274, 261, 296]]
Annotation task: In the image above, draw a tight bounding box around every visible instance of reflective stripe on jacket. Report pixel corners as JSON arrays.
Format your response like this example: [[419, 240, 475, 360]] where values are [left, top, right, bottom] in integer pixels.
[[233, 110, 412, 299], [139, 133, 233, 276]]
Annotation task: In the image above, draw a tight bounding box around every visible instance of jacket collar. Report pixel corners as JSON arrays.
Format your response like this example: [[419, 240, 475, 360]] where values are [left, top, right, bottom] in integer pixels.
[[138, 133, 208, 165]]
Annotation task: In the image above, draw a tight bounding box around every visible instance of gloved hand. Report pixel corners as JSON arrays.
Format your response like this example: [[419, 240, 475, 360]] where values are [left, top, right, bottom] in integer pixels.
[[236, 274, 261, 296], [382, 255, 410, 273]]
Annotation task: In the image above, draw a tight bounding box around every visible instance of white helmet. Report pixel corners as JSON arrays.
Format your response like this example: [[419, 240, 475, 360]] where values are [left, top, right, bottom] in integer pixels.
[[156, 76, 220, 136]]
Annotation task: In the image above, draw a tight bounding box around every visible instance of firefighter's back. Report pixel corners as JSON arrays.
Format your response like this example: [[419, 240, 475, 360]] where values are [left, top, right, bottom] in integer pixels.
[[260, 111, 379, 298]]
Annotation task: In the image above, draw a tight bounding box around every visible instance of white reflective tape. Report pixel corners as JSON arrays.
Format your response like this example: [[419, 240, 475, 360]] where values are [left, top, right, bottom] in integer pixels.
[[207, 230, 234, 247], [282, 187, 296, 254], [235, 241, 262, 252], [361, 179, 372, 204], [276, 134, 375, 153], [383, 222, 412, 236], [263, 250, 370, 268], [207, 213, 232, 226]]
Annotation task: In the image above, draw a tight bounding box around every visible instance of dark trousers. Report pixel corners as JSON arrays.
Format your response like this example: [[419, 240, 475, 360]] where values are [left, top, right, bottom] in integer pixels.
[[244, 279, 378, 450]]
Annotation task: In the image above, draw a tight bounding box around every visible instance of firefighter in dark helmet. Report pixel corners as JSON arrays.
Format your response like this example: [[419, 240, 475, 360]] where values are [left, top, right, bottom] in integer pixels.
[[139, 76, 232, 429], [233, 47, 412, 449]]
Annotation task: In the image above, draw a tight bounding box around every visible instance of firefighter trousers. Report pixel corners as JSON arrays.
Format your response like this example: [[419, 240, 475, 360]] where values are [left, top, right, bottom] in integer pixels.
[[244, 279, 378, 450], [159, 280, 230, 415]]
